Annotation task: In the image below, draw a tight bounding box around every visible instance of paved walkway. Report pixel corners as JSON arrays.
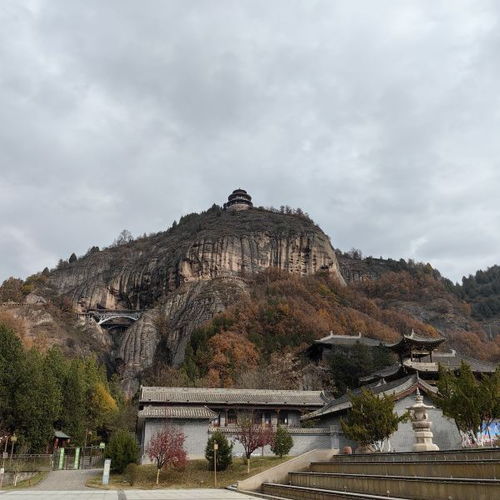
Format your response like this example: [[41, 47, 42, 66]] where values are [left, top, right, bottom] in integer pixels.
[[0, 488, 257, 499], [30, 469, 101, 490]]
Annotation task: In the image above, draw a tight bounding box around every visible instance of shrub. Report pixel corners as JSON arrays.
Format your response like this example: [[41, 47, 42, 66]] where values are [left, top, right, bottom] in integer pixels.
[[105, 430, 139, 473], [124, 463, 139, 485], [205, 430, 233, 471], [270, 426, 293, 457]]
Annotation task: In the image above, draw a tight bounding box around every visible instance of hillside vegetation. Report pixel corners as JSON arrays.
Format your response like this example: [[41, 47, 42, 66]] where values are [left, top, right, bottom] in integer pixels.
[[141, 266, 499, 390], [457, 265, 500, 320]]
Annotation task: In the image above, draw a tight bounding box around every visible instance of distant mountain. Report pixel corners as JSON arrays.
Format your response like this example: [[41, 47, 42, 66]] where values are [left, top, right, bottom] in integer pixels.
[[0, 195, 497, 394]]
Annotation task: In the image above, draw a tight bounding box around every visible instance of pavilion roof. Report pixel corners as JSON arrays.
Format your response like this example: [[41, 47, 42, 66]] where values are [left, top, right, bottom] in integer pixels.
[[301, 374, 437, 421], [408, 350, 498, 373], [386, 330, 446, 353], [312, 332, 385, 348], [140, 386, 327, 407]]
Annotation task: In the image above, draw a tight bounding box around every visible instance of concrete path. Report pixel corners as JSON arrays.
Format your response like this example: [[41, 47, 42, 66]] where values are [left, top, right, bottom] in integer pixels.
[[30, 469, 101, 490], [0, 487, 257, 499]]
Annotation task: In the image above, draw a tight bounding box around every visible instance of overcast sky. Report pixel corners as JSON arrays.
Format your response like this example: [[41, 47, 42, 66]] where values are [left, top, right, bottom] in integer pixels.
[[1, 0, 499, 284]]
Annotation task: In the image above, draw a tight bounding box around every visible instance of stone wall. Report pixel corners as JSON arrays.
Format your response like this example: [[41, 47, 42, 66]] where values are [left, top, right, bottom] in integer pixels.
[[140, 419, 337, 462], [317, 393, 462, 452]]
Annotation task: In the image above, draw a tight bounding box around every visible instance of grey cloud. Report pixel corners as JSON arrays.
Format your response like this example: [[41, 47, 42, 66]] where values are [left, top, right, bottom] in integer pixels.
[[1, 0, 499, 284]]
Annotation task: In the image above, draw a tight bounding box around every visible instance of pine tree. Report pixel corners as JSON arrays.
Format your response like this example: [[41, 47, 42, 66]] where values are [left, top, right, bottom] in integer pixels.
[[106, 430, 139, 473], [341, 388, 408, 452], [14, 349, 62, 451], [0, 324, 24, 430], [270, 426, 293, 457], [434, 362, 500, 446], [205, 430, 233, 471]]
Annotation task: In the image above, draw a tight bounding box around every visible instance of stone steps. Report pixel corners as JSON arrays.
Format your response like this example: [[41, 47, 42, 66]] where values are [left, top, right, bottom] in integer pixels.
[[262, 471, 499, 500], [327, 448, 500, 463], [309, 458, 500, 479], [255, 449, 500, 500], [262, 483, 409, 500]]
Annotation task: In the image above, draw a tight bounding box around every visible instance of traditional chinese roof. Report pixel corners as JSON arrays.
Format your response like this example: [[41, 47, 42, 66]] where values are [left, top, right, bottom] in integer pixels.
[[358, 363, 404, 383], [140, 387, 327, 407], [138, 405, 217, 420], [312, 332, 385, 348], [301, 374, 437, 421], [408, 351, 497, 373], [385, 330, 446, 355]]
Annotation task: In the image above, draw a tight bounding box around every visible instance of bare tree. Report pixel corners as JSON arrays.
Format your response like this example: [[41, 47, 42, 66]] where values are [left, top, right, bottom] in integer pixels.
[[235, 414, 274, 473]]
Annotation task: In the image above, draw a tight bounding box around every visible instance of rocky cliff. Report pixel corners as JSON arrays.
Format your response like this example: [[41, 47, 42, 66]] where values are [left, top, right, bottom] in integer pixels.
[[48, 206, 344, 311], [37, 205, 344, 389]]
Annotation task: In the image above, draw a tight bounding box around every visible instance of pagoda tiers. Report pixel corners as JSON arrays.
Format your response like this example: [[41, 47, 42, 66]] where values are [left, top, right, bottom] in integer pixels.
[[386, 329, 446, 363], [223, 188, 253, 211], [360, 330, 497, 384]]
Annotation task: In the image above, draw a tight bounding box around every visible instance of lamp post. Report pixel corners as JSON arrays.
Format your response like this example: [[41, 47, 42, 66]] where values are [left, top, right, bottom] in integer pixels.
[[213, 442, 218, 488]]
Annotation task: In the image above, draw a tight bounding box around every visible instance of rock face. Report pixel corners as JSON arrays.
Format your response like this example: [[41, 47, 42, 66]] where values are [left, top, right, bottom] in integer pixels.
[[48, 207, 344, 312], [117, 277, 250, 394], [42, 206, 344, 385]]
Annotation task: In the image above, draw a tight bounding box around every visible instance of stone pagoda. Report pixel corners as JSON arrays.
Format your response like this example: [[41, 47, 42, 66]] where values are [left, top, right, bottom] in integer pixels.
[[223, 188, 253, 211], [407, 387, 439, 451]]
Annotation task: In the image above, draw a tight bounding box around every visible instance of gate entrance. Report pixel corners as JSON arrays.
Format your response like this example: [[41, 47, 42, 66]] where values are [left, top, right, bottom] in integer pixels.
[[52, 446, 104, 470]]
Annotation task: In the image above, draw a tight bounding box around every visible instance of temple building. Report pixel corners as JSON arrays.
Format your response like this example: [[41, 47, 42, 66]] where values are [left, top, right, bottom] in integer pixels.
[[305, 332, 387, 364], [301, 374, 463, 451], [137, 333, 498, 459], [360, 330, 497, 384], [138, 386, 330, 460], [223, 188, 253, 211], [306, 330, 497, 383]]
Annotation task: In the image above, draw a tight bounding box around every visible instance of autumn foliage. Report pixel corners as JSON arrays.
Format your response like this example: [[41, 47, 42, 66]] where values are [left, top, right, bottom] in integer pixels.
[[178, 267, 499, 388], [147, 425, 187, 484], [235, 415, 275, 472]]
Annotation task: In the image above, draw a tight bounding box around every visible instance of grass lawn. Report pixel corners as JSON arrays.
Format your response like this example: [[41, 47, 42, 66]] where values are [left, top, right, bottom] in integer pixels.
[[2, 472, 48, 490], [87, 456, 290, 489]]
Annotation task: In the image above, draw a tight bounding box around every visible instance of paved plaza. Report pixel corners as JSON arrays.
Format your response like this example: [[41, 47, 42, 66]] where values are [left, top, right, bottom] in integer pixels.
[[0, 488, 257, 499], [0, 470, 257, 499]]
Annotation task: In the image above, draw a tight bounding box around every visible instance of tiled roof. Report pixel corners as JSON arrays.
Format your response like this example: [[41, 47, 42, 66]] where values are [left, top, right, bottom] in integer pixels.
[[208, 425, 332, 435], [401, 352, 498, 374], [314, 332, 384, 347], [359, 364, 403, 383], [385, 330, 446, 349], [302, 375, 437, 421], [140, 387, 326, 406], [139, 405, 217, 420]]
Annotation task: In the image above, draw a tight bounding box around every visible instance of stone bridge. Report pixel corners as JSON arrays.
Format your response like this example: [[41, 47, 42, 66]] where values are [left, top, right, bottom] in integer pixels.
[[79, 309, 143, 325]]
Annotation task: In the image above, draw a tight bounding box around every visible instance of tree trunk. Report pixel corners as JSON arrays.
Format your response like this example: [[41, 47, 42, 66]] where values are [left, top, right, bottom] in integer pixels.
[[156, 467, 160, 485], [247, 456, 250, 473]]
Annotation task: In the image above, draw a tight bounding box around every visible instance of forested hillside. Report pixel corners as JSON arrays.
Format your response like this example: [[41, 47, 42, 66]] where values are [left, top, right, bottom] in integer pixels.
[[143, 266, 499, 391], [0, 204, 498, 394], [456, 265, 500, 320]]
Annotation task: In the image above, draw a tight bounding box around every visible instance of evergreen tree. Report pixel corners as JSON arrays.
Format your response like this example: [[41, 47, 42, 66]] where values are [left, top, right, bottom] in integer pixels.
[[0, 324, 24, 430], [205, 430, 233, 471], [341, 388, 408, 452], [60, 359, 87, 444], [434, 362, 500, 446], [270, 426, 293, 457], [105, 430, 139, 473], [14, 349, 62, 451]]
